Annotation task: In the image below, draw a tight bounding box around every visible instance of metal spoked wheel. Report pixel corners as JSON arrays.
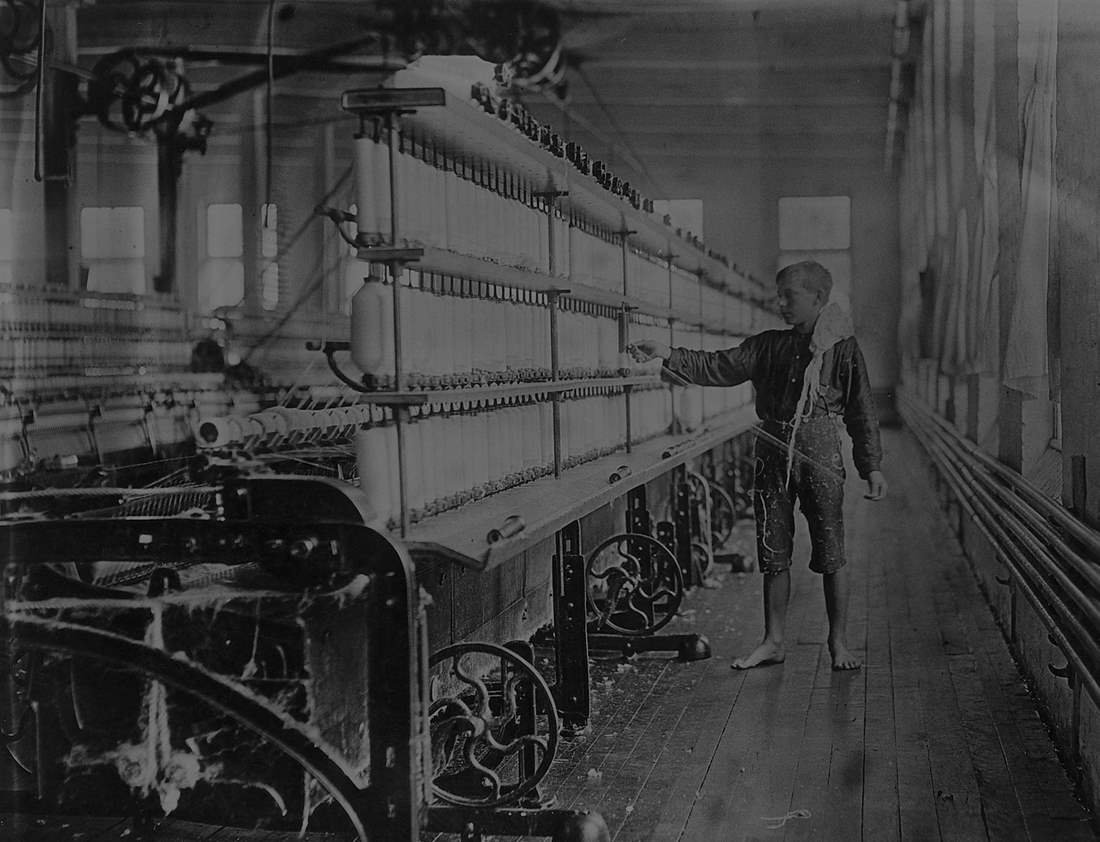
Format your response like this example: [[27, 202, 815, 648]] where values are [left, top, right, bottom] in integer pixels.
[[87, 51, 192, 135], [428, 641, 559, 809], [4, 615, 372, 841], [685, 472, 713, 577], [585, 532, 685, 636], [691, 540, 713, 581], [0, 0, 49, 99], [708, 480, 737, 549]]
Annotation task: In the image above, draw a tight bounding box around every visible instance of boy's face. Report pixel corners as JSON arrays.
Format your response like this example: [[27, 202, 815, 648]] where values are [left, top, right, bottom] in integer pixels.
[[776, 277, 825, 332]]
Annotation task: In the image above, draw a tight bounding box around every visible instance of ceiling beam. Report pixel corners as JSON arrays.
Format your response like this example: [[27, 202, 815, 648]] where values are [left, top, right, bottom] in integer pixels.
[[545, 104, 886, 128], [549, 0, 897, 13], [575, 56, 891, 71], [637, 148, 885, 161], [550, 96, 887, 109]]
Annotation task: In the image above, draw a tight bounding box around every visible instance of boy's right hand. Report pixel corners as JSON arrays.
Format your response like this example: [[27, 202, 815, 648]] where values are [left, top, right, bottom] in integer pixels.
[[627, 339, 671, 363]]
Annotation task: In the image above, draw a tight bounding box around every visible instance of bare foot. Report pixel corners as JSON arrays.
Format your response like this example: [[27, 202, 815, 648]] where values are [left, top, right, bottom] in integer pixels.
[[829, 641, 862, 670], [731, 640, 785, 670]]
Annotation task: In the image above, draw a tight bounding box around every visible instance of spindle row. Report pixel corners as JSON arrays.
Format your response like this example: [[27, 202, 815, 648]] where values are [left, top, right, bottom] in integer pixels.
[[194, 383, 670, 530], [0, 384, 262, 477], [346, 267, 759, 395], [0, 292, 193, 379], [358, 384, 676, 528], [349, 271, 691, 389], [348, 131, 764, 319], [392, 63, 768, 303]]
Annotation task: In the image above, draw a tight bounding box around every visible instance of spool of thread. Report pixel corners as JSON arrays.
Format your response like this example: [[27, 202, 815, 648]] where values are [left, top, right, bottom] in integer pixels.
[[608, 465, 631, 483], [486, 514, 525, 544], [678, 385, 703, 433], [356, 426, 393, 528], [196, 415, 244, 448], [351, 279, 393, 378], [663, 438, 692, 460], [353, 134, 379, 241], [253, 408, 291, 442]]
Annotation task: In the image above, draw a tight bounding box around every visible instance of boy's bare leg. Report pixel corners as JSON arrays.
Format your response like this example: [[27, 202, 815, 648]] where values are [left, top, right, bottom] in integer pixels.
[[732, 570, 789, 669], [823, 567, 861, 669]]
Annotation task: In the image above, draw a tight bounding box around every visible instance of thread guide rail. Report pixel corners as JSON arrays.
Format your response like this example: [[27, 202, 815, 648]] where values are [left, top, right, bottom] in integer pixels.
[[390, 66, 768, 303], [403, 405, 757, 572]]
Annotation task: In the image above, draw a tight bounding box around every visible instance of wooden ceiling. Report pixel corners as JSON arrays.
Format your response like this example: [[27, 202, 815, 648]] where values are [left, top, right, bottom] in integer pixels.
[[64, 0, 904, 194], [531, 0, 901, 195]]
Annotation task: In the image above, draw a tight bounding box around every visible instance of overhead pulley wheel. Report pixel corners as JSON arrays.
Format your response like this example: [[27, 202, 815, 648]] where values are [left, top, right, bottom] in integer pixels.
[[0, 0, 48, 99], [87, 51, 193, 136]]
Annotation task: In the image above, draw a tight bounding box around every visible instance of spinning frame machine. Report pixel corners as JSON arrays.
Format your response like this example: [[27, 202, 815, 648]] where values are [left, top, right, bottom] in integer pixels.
[[1, 9, 767, 836]]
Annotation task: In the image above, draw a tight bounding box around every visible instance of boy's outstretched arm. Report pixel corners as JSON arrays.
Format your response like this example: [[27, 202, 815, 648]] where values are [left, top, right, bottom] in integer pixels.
[[628, 339, 671, 362], [629, 337, 757, 388]]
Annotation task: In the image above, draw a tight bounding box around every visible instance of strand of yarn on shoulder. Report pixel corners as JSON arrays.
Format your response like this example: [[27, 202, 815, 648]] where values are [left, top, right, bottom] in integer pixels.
[[785, 301, 854, 484]]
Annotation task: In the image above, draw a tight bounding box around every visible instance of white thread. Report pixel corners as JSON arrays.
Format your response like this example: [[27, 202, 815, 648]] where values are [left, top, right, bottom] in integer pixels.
[[750, 426, 844, 483], [784, 302, 853, 486], [761, 808, 812, 828], [279, 355, 320, 407]]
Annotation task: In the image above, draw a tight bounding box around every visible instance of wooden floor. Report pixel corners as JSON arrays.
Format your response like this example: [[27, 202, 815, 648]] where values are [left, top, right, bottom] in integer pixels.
[[532, 426, 1097, 842], [3, 427, 1096, 842]]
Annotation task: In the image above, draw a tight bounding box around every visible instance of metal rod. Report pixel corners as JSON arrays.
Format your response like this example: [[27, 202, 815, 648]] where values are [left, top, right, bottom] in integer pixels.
[[32, 0, 48, 182], [665, 251, 677, 430], [547, 205, 555, 277], [618, 232, 632, 454], [549, 291, 562, 477], [921, 396, 1100, 557], [159, 36, 378, 119], [552, 399, 562, 478], [395, 406, 409, 537], [902, 397, 1100, 709], [383, 111, 409, 536], [624, 387, 632, 454], [666, 251, 675, 314], [620, 230, 630, 297], [387, 113, 404, 391], [903, 393, 1100, 626]]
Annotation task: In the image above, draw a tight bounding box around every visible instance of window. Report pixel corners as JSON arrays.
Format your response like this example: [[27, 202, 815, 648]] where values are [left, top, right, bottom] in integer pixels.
[[777, 196, 852, 301], [79, 206, 146, 294], [778, 196, 850, 250], [261, 203, 279, 311], [0, 210, 12, 285], [206, 203, 244, 258], [198, 203, 244, 311]]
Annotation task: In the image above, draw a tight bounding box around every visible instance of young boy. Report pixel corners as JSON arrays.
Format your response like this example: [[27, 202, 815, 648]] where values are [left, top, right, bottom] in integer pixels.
[[630, 260, 887, 670]]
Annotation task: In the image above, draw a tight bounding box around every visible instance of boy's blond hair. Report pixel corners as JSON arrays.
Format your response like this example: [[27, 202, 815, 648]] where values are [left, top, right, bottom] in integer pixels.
[[777, 260, 832, 300]]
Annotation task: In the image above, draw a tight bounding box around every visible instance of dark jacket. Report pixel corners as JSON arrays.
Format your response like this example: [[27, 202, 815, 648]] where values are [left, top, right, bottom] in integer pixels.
[[663, 329, 883, 478]]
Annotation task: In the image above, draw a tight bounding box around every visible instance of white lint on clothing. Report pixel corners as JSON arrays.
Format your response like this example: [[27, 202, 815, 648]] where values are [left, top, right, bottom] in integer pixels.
[[785, 301, 854, 485]]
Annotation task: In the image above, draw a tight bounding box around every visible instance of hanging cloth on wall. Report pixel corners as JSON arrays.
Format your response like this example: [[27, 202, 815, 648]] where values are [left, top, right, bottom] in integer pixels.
[[973, 95, 1001, 376], [1004, 0, 1057, 397], [940, 209, 970, 374], [928, 219, 954, 370], [897, 136, 925, 368]]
